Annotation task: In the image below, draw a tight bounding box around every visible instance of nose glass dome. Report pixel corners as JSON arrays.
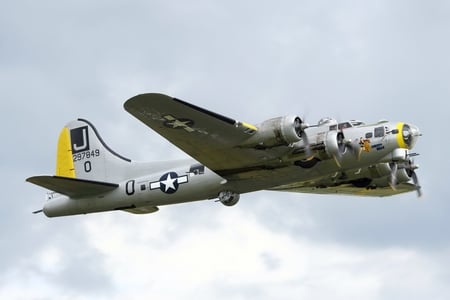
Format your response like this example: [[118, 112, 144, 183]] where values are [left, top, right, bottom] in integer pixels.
[[402, 123, 420, 149]]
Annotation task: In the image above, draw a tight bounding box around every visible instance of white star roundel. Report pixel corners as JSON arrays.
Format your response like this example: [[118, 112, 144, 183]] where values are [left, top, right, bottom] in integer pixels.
[[150, 172, 188, 194]]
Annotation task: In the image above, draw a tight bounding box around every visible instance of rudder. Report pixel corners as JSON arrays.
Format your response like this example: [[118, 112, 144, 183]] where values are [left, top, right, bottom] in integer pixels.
[[56, 119, 132, 182]]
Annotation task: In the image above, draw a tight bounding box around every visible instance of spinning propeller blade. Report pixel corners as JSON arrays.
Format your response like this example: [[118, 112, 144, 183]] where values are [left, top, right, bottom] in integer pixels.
[[406, 159, 422, 197], [389, 159, 422, 197], [389, 162, 398, 190]]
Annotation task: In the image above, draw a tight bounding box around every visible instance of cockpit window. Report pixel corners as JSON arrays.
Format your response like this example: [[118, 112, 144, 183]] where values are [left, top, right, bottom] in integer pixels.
[[329, 121, 364, 131], [374, 126, 385, 137], [351, 121, 365, 127], [338, 122, 351, 130]]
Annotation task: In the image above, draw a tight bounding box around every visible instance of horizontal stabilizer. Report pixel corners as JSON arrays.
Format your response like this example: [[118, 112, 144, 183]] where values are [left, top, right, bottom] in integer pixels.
[[26, 176, 118, 198]]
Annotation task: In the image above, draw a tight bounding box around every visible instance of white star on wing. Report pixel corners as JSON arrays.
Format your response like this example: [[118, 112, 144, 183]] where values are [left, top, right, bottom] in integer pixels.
[[170, 120, 191, 128]]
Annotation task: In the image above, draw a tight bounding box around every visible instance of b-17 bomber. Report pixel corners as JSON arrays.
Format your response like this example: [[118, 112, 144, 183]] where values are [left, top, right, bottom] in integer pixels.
[[27, 93, 422, 217]]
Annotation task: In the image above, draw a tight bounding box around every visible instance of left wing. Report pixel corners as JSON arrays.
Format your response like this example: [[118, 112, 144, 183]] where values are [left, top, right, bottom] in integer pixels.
[[270, 182, 417, 197], [124, 93, 292, 175]]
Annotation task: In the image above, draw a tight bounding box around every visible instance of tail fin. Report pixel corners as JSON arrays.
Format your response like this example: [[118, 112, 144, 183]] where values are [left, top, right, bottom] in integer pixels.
[[56, 119, 132, 182]]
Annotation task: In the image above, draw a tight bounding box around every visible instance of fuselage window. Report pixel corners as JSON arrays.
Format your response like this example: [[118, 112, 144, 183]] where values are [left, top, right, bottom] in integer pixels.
[[374, 126, 385, 138], [125, 180, 135, 196], [365, 132, 373, 139], [190, 164, 205, 175]]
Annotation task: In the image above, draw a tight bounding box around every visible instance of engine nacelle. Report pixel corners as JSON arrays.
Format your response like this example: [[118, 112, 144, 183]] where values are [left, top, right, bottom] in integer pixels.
[[241, 115, 303, 148], [370, 168, 413, 188], [324, 131, 345, 158], [395, 169, 412, 183], [380, 148, 408, 163], [368, 163, 392, 178]]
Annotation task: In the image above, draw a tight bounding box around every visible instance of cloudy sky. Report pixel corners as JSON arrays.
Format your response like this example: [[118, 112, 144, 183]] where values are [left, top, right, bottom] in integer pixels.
[[2, 0, 450, 299]]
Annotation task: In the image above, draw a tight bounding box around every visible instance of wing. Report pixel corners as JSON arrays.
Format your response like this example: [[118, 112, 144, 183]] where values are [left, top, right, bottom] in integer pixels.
[[270, 181, 417, 197], [124, 93, 289, 174]]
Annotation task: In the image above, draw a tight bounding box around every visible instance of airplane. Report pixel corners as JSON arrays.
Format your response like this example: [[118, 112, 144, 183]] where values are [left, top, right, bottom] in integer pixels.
[[27, 93, 422, 217]]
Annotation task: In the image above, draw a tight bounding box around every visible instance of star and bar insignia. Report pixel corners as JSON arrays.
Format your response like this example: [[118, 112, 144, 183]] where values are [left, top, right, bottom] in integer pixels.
[[150, 172, 188, 194]]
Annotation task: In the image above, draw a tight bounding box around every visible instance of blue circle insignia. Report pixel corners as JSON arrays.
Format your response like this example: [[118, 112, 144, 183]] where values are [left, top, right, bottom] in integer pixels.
[[159, 172, 179, 194]]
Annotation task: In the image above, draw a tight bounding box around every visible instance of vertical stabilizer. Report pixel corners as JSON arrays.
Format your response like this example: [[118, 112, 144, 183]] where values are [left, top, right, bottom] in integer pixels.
[[55, 119, 132, 182]]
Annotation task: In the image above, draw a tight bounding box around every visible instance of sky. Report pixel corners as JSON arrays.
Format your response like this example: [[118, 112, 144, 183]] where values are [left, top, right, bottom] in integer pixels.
[[1, 0, 450, 299]]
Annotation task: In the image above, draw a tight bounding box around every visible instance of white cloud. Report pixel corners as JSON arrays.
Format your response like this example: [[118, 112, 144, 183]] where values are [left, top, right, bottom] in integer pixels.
[[68, 208, 449, 300]]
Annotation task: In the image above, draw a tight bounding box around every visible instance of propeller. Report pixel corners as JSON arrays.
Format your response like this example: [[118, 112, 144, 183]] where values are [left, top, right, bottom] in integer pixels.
[[405, 159, 422, 197], [345, 138, 362, 160], [333, 130, 362, 167], [389, 162, 398, 190], [389, 159, 422, 197], [296, 117, 312, 157], [293, 117, 304, 137]]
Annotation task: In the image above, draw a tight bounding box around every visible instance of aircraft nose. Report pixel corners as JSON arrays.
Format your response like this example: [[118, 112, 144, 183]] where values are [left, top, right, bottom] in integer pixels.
[[399, 123, 421, 149]]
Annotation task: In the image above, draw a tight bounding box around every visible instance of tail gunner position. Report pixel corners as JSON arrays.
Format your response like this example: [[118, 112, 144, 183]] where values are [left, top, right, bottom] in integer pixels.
[[27, 93, 422, 217]]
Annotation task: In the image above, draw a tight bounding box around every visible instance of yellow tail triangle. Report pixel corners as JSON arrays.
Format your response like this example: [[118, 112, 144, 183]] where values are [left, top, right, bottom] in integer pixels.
[[55, 127, 76, 178]]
